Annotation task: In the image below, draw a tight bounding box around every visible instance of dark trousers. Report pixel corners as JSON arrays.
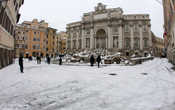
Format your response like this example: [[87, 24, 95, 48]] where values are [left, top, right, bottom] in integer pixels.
[[20, 65, 23, 73], [98, 62, 100, 68]]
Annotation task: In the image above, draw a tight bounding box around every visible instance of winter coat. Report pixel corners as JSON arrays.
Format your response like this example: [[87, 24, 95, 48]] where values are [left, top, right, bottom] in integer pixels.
[[59, 58, 62, 65], [19, 57, 23, 66], [90, 55, 95, 64], [36, 56, 39, 60], [97, 56, 101, 63]]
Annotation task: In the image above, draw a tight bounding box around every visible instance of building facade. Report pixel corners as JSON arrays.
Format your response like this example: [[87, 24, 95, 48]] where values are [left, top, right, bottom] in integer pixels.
[[66, 3, 152, 56], [162, 0, 175, 64], [0, 0, 24, 69], [152, 33, 164, 57], [15, 19, 58, 58], [57, 31, 67, 54], [46, 27, 58, 57]]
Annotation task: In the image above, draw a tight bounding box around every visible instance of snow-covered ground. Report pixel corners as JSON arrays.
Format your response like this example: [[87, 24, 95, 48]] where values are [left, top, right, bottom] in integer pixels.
[[0, 58, 175, 110]]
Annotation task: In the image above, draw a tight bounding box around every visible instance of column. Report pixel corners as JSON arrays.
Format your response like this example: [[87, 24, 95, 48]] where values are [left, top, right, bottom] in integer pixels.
[[82, 29, 85, 49], [70, 33, 73, 49], [131, 26, 134, 49], [76, 32, 79, 49], [107, 27, 112, 49], [148, 26, 152, 48], [90, 28, 94, 49], [119, 25, 123, 49], [140, 25, 143, 50], [94, 34, 96, 49]]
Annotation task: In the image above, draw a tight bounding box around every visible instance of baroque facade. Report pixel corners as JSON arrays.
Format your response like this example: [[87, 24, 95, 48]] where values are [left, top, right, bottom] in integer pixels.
[[66, 3, 152, 56], [15, 19, 58, 58], [0, 0, 24, 69]]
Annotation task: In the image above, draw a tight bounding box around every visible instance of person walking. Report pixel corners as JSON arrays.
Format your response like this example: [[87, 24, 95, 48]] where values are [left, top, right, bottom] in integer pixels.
[[28, 56, 32, 61], [59, 57, 62, 65], [90, 55, 95, 67], [19, 55, 24, 73], [97, 55, 102, 68], [47, 56, 50, 64], [38, 56, 41, 64], [36, 55, 39, 64]]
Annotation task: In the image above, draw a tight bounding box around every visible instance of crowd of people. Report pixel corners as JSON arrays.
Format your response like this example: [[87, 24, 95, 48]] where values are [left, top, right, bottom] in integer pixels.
[[18, 54, 102, 73]]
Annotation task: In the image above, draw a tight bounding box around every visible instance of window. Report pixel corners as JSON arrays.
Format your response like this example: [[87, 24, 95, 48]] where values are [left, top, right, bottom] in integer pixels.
[[33, 37, 36, 41], [134, 38, 140, 49], [143, 25, 147, 32], [134, 24, 139, 32], [112, 27, 119, 34], [24, 36, 28, 40], [33, 45, 36, 49], [113, 36, 119, 48], [37, 44, 40, 49], [73, 40, 76, 49], [37, 38, 40, 41], [125, 24, 130, 32], [86, 30, 90, 35], [33, 44, 40, 49], [22, 44, 25, 48], [16, 44, 19, 48], [125, 38, 131, 49], [67, 40, 71, 49], [86, 38, 90, 48], [144, 39, 148, 48], [73, 32, 76, 38], [78, 39, 82, 49], [25, 45, 28, 49]]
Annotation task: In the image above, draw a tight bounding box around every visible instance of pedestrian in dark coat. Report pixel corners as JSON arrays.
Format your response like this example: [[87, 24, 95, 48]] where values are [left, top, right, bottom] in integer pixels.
[[90, 55, 95, 67], [59, 57, 62, 65], [47, 56, 50, 64], [38, 56, 41, 64], [28, 56, 32, 61], [19, 55, 24, 73], [36, 56, 39, 64], [97, 55, 102, 68]]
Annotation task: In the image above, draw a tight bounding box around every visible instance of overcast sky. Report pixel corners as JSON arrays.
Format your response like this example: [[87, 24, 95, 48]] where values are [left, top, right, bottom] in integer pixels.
[[19, 0, 163, 38]]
